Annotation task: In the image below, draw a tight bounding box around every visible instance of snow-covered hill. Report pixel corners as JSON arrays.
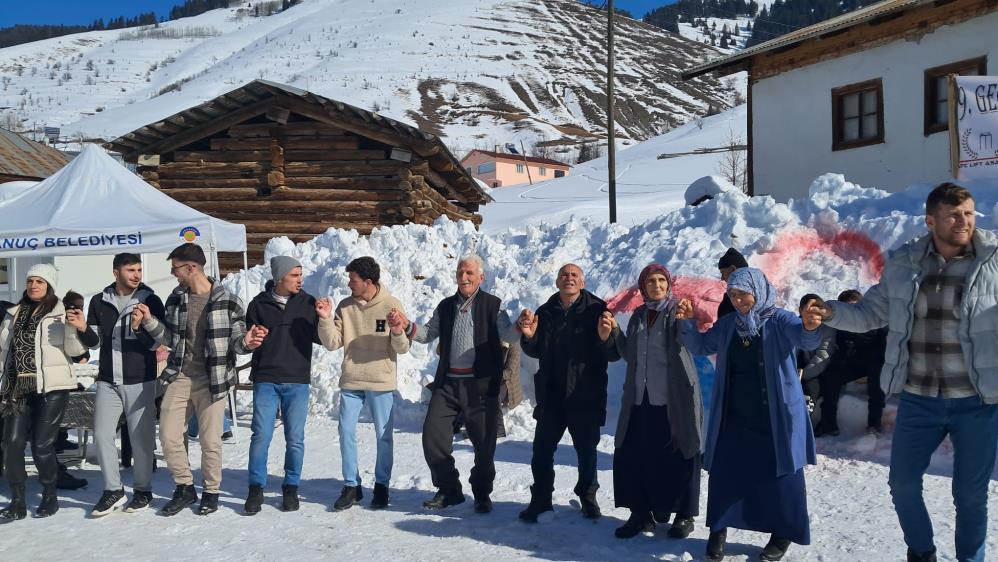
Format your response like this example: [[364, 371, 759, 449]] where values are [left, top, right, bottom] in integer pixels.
[[0, 0, 734, 159]]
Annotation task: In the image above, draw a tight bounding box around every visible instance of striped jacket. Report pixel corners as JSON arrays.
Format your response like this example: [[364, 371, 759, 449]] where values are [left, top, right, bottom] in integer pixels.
[[142, 281, 248, 402]]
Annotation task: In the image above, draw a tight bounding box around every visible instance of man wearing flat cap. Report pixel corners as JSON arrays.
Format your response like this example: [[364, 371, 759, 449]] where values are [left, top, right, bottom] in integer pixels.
[[716, 248, 748, 319]]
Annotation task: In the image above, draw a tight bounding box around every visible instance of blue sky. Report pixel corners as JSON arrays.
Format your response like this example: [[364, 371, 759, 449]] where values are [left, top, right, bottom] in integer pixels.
[[0, 0, 667, 28]]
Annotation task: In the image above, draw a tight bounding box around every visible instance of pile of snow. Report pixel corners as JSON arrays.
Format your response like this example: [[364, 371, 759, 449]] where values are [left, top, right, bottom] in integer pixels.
[[684, 175, 740, 206]]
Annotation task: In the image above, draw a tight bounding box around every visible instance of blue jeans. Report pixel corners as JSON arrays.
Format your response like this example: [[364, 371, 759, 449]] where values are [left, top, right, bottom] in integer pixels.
[[889, 392, 998, 562], [247, 383, 310, 488], [187, 409, 231, 437], [338, 390, 395, 487]]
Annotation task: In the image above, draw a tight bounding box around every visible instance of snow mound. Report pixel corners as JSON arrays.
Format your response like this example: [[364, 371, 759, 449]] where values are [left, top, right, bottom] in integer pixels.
[[684, 175, 739, 206]]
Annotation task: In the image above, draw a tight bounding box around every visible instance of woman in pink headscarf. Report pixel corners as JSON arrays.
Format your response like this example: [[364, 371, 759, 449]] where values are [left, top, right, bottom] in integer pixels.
[[599, 264, 704, 540]]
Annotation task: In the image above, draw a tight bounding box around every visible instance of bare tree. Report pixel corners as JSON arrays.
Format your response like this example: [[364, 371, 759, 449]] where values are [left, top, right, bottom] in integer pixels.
[[717, 128, 747, 193]]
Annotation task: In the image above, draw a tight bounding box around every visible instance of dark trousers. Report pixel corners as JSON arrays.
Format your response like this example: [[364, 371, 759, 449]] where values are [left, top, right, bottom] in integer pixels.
[[530, 405, 600, 499], [422, 376, 499, 496], [2, 391, 69, 488], [820, 362, 885, 430]]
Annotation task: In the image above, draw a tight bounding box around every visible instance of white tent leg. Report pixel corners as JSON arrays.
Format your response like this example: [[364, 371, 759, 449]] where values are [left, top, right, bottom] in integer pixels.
[[227, 389, 239, 442]]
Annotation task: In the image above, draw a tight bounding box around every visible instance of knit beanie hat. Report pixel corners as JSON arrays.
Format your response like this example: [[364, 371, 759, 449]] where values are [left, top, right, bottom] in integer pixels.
[[717, 248, 749, 270], [25, 263, 58, 289], [270, 255, 301, 284]]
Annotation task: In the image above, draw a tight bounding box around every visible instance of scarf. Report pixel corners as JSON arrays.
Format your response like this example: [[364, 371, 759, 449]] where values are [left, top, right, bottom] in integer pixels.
[[638, 263, 677, 314], [726, 267, 777, 338], [0, 303, 43, 415]]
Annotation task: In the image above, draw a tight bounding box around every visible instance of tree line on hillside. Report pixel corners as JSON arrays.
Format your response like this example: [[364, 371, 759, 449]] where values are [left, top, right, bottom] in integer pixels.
[[0, 0, 303, 48]]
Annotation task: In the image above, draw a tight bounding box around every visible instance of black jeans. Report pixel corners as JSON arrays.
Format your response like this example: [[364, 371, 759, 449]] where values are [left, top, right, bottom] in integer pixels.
[[530, 405, 600, 499], [3, 391, 70, 488], [422, 377, 499, 496], [820, 361, 886, 430]]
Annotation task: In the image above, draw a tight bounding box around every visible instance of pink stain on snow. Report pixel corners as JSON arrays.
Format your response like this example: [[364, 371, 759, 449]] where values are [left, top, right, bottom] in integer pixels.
[[757, 229, 884, 288], [603, 228, 883, 329]]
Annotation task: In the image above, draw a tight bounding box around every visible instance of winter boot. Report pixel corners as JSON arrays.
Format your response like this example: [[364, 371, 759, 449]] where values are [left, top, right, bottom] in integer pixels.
[[91, 489, 127, 517], [197, 492, 219, 516], [614, 510, 654, 538], [282, 485, 300, 512], [244, 485, 264, 515], [473, 493, 492, 514], [56, 463, 87, 490], [706, 529, 727, 561], [759, 536, 791, 561], [422, 487, 465, 510], [0, 484, 26, 523], [518, 487, 554, 523], [160, 484, 198, 516], [579, 488, 601, 519], [35, 486, 59, 518], [370, 483, 388, 510], [668, 516, 695, 539], [907, 548, 937, 562], [333, 485, 362, 511]]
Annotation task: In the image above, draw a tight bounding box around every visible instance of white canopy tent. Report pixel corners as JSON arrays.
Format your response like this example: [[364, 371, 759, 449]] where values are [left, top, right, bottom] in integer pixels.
[[0, 144, 245, 258]]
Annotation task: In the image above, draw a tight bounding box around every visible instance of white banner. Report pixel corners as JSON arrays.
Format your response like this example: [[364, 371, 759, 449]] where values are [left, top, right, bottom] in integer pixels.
[[955, 76, 998, 179]]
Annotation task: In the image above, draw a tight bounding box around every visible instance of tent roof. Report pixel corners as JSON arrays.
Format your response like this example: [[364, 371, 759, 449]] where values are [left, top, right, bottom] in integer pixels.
[[0, 144, 245, 257]]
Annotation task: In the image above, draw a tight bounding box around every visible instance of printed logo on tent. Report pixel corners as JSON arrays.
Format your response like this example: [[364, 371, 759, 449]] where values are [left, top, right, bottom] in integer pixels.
[[179, 227, 200, 243]]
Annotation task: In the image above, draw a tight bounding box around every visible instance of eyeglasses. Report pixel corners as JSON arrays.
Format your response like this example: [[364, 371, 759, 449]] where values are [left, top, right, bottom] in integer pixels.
[[170, 263, 194, 276]]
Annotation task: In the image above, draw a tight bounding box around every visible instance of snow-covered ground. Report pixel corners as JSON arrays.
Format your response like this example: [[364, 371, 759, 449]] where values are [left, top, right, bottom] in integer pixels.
[[2, 103, 997, 560]]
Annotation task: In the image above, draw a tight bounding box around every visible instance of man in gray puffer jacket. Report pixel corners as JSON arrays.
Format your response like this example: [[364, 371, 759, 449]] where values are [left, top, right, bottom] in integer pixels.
[[812, 183, 998, 562]]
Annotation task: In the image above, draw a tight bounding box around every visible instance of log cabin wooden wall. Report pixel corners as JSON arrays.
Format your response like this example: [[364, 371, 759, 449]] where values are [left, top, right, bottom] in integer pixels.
[[138, 119, 481, 271]]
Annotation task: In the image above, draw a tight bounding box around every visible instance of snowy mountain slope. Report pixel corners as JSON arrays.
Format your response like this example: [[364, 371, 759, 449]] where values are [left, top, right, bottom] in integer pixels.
[[0, 0, 733, 158]]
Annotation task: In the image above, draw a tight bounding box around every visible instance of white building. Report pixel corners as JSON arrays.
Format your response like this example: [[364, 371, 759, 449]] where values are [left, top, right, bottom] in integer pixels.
[[684, 0, 998, 201]]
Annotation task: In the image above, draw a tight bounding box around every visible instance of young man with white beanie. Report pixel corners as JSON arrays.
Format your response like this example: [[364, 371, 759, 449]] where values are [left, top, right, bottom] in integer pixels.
[[241, 255, 336, 515]]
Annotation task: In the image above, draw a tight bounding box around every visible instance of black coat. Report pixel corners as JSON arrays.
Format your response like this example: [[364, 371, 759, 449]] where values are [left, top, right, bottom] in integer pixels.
[[521, 289, 618, 424], [80, 283, 164, 385], [245, 282, 321, 385], [716, 293, 736, 319]]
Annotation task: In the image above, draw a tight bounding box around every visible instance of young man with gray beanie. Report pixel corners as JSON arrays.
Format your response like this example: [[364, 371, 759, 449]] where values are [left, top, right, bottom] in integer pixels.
[[241, 255, 337, 514]]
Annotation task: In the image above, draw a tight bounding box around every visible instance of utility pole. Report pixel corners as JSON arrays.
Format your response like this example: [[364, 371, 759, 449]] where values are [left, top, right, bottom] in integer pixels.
[[606, 0, 617, 223]]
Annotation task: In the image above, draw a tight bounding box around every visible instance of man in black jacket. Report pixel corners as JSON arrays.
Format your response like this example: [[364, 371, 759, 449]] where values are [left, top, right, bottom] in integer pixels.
[[517, 263, 618, 522], [243, 256, 335, 515], [78, 253, 165, 516]]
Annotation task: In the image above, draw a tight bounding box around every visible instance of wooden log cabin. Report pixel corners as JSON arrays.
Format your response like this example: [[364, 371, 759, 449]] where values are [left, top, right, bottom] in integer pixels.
[[107, 80, 489, 270]]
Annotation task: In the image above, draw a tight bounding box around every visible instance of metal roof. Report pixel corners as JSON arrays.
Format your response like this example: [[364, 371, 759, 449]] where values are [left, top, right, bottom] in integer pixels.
[[107, 80, 490, 204], [463, 149, 572, 168], [0, 128, 69, 180], [682, 0, 931, 79]]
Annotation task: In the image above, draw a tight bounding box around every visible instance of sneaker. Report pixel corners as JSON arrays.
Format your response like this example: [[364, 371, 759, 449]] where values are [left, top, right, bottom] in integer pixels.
[[865, 425, 883, 437], [473, 494, 492, 514], [91, 489, 127, 517], [422, 488, 465, 509], [668, 516, 695, 539], [160, 484, 198, 516], [244, 485, 264, 515], [706, 529, 727, 561], [125, 491, 153, 512], [282, 485, 300, 512], [197, 492, 219, 516], [370, 483, 388, 510], [759, 536, 791, 561], [333, 485, 362, 511], [614, 510, 654, 538]]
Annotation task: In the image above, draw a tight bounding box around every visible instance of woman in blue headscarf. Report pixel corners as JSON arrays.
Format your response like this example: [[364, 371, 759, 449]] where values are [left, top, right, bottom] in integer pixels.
[[678, 267, 824, 562]]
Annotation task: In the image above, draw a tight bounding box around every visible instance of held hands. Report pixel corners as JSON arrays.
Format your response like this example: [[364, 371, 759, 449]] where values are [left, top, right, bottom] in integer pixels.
[[676, 298, 695, 321], [315, 297, 333, 320], [801, 299, 826, 331], [244, 324, 269, 350], [517, 309, 538, 338], [387, 307, 407, 335], [131, 303, 152, 332], [65, 308, 86, 331], [597, 311, 616, 342]]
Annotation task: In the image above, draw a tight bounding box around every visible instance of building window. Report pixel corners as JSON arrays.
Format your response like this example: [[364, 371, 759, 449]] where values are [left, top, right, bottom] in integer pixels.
[[554, 170, 566, 178], [465, 166, 472, 175], [477, 162, 496, 174], [516, 163, 525, 173], [539, 167, 547, 176], [0, 258, 7, 286], [924, 56, 987, 136], [831, 78, 884, 151]]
